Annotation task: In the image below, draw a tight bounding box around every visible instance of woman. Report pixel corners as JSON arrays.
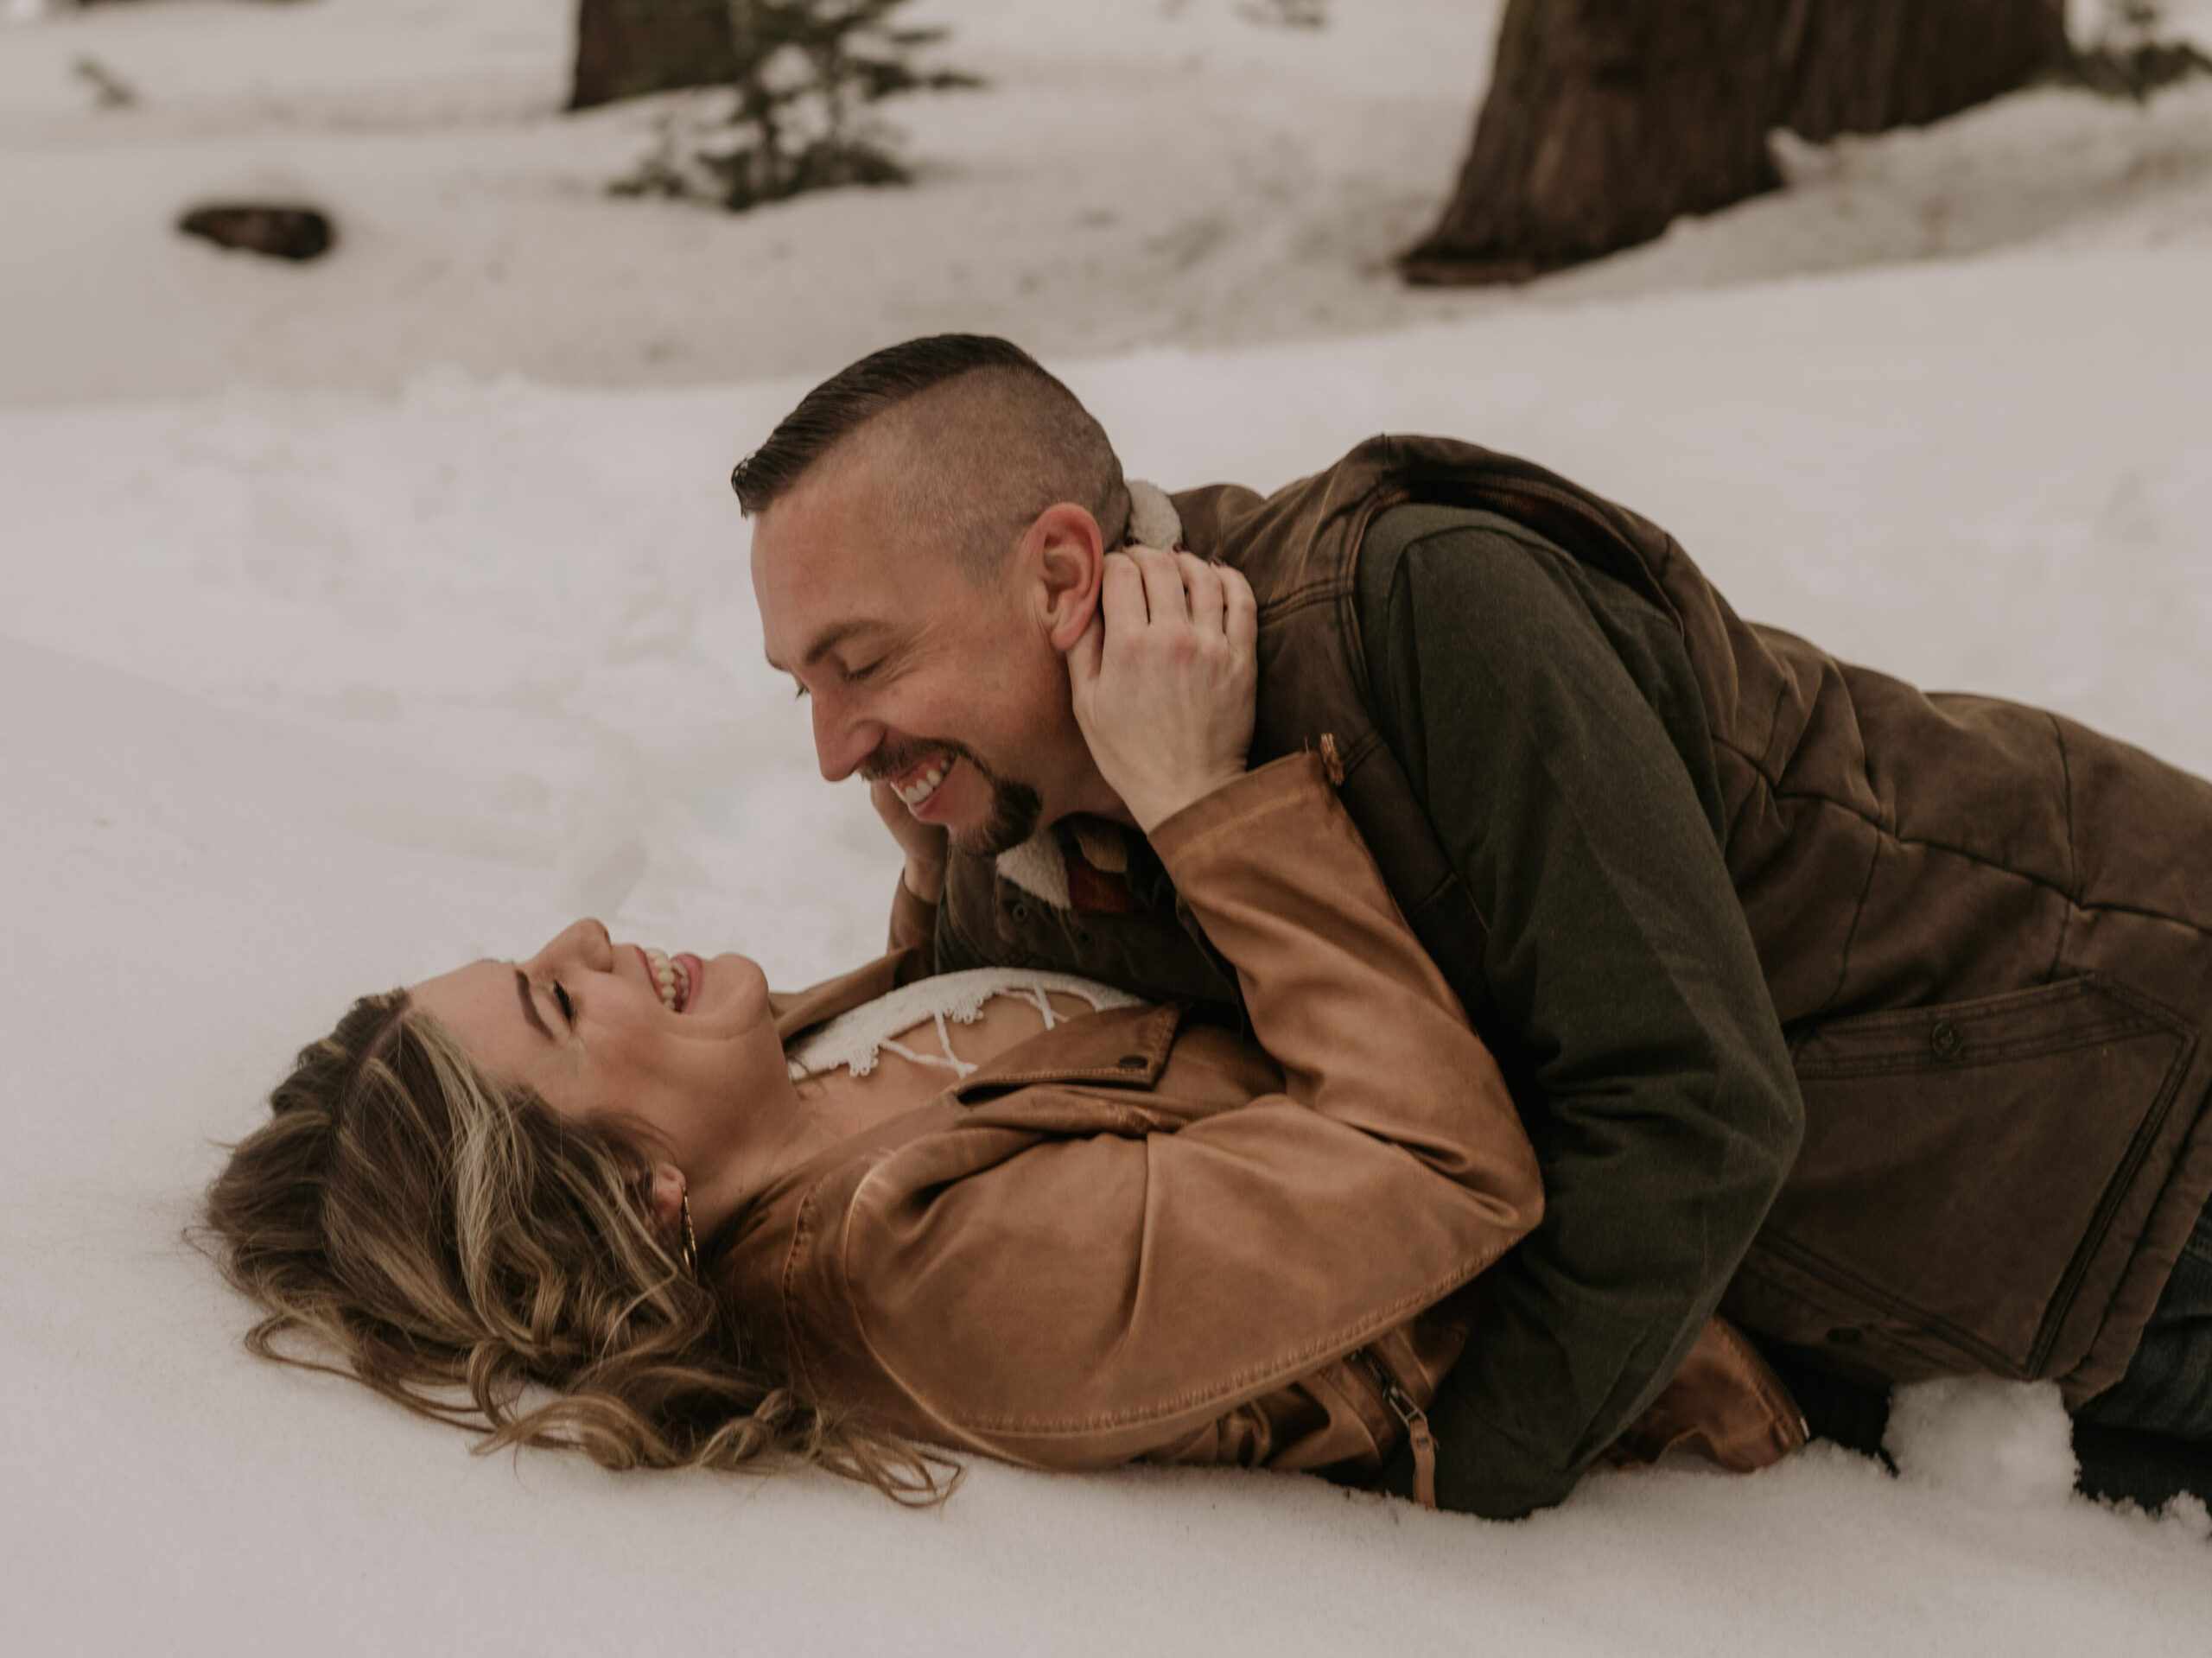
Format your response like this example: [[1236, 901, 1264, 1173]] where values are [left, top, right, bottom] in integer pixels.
[[205, 554, 1802, 1507]]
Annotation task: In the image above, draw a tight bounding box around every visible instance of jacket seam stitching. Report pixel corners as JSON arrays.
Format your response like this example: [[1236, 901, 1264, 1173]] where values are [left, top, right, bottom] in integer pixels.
[[2051, 712, 2079, 979], [1158, 781, 1316, 861], [1756, 674, 1793, 779], [1259, 581, 1340, 617], [1712, 735, 2212, 939], [918, 1242, 1517, 1439], [2054, 710, 2081, 904], [1753, 1235, 2024, 1375], [1817, 836, 1884, 1021]]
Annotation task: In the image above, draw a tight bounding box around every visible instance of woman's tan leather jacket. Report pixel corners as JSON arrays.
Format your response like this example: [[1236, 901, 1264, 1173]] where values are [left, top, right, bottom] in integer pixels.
[[715, 754, 1802, 1498]]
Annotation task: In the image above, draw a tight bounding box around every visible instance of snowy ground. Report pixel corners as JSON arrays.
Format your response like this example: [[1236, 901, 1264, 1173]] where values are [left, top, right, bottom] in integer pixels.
[[4, 0, 2212, 401], [5, 2, 2212, 1654]]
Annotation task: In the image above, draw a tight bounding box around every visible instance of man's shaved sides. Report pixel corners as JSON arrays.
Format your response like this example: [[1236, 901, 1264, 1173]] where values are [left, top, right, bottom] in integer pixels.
[[733, 334, 1129, 581], [870, 369, 1127, 581]]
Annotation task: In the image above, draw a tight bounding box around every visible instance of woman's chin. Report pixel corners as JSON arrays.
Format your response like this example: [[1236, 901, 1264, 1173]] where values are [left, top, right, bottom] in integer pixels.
[[703, 952, 772, 1023]]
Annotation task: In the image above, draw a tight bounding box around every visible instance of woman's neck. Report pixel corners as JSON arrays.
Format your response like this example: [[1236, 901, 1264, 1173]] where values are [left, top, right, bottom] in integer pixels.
[[690, 1022, 973, 1235]]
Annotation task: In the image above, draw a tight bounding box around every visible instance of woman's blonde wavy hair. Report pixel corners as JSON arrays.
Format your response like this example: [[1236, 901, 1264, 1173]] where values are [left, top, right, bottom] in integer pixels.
[[201, 988, 952, 1502]]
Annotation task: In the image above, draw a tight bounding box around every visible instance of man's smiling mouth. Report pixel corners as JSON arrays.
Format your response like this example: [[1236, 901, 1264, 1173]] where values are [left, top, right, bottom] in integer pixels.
[[893, 753, 952, 810]]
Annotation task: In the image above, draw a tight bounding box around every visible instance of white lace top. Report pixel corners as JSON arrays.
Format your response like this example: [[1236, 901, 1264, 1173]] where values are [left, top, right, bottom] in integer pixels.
[[785, 968, 1149, 1082]]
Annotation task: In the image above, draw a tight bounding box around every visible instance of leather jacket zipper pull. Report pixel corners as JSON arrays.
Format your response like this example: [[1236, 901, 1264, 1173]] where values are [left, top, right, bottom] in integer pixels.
[[1395, 1396, 1439, 1511], [1357, 1350, 1440, 1510]]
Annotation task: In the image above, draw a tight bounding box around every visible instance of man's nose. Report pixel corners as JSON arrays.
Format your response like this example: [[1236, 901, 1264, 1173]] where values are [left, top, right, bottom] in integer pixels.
[[811, 691, 882, 784]]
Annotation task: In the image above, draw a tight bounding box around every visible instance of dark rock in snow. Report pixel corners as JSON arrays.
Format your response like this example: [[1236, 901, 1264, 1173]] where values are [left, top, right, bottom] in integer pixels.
[[73, 56, 138, 110], [178, 205, 336, 263]]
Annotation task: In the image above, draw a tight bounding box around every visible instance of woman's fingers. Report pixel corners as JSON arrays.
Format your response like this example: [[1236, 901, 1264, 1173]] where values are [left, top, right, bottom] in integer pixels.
[[1129, 545, 1189, 626], [1067, 603, 1104, 699], [1175, 550, 1226, 634], [1065, 547, 1257, 833], [1097, 549, 1149, 644], [1117, 545, 1235, 641], [868, 777, 949, 899], [1220, 559, 1257, 655]]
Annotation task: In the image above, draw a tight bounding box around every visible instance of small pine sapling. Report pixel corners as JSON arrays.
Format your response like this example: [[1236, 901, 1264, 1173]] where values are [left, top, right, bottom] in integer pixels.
[[614, 0, 981, 211]]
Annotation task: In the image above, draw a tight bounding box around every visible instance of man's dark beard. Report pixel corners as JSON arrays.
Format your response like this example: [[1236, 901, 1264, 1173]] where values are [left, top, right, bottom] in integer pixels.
[[865, 738, 1042, 861]]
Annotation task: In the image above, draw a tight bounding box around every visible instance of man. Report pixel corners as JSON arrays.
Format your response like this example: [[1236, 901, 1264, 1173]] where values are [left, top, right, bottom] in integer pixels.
[[739, 334, 2212, 1517]]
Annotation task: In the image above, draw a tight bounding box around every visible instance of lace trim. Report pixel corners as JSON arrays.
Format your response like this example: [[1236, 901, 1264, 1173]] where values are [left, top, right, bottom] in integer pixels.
[[785, 968, 1147, 1081]]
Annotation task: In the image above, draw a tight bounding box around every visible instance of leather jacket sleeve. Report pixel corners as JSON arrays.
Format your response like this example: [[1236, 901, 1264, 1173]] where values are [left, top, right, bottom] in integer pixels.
[[824, 754, 1545, 1469]]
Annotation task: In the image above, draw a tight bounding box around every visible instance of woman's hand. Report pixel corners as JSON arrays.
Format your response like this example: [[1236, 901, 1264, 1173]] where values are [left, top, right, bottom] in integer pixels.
[[870, 778, 948, 903], [1066, 547, 1257, 834]]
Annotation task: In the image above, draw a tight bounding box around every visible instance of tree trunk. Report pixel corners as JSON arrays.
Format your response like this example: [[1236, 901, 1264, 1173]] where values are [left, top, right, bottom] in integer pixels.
[[1403, 0, 2069, 285], [1779, 0, 2068, 141], [570, 0, 742, 111], [1402, 0, 1790, 285]]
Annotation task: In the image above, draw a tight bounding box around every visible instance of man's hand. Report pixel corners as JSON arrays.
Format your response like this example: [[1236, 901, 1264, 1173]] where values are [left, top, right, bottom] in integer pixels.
[[1066, 548, 1257, 833], [870, 778, 948, 904]]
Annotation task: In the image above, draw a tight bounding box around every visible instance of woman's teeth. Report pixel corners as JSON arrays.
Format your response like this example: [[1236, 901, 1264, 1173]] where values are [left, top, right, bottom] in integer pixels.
[[896, 757, 950, 808], [643, 946, 690, 1012]]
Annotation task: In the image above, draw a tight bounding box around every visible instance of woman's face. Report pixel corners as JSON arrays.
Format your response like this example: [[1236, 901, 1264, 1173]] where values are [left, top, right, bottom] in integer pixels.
[[410, 919, 792, 1185]]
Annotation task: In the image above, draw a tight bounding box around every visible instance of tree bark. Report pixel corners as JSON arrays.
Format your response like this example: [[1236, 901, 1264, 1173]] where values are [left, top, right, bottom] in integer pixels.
[[1779, 0, 2068, 141], [1403, 0, 2069, 285], [570, 0, 742, 111], [1402, 0, 1790, 285]]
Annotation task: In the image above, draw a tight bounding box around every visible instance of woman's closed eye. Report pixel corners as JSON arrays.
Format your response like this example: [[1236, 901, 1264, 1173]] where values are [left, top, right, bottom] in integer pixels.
[[551, 981, 575, 1026]]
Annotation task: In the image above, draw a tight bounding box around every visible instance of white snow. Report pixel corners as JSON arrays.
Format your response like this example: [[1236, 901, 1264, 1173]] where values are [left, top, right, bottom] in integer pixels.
[[1885, 1379, 2082, 1511], [6, 0, 2212, 402], [3, 1, 2212, 1653]]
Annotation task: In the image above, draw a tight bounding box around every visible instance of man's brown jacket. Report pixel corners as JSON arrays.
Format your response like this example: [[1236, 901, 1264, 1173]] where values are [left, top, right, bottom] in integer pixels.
[[929, 435, 2212, 1513]]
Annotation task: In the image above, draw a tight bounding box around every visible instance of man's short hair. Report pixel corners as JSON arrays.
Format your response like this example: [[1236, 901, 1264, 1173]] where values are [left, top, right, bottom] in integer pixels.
[[731, 334, 1128, 578]]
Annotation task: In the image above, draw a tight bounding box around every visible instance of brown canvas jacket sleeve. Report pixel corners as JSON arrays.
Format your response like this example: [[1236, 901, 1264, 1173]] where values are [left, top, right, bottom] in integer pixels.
[[817, 754, 1544, 1470]]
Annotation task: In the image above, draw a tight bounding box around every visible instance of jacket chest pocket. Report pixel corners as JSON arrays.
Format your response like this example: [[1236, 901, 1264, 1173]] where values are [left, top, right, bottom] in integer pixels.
[[1723, 975, 2196, 1384]]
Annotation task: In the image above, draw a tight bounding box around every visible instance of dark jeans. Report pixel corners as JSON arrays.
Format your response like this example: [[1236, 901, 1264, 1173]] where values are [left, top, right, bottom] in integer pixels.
[[1758, 1193, 2212, 1511], [2077, 1204, 2212, 1441]]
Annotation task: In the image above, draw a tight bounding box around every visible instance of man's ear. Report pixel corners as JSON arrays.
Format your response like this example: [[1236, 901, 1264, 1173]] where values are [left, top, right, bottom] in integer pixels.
[[1022, 502, 1105, 652], [645, 1161, 686, 1232]]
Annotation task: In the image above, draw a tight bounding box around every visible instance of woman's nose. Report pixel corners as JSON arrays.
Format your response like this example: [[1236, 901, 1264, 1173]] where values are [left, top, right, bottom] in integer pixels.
[[530, 918, 614, 975]]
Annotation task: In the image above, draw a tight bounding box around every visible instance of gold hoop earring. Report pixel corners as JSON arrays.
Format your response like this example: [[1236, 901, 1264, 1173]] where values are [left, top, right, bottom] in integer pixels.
[[679, 1192, 700, 1280]]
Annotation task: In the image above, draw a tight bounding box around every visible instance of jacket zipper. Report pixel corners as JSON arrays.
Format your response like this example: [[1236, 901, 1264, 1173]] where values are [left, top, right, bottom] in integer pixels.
[[1352, 1346, 1439, 1509]]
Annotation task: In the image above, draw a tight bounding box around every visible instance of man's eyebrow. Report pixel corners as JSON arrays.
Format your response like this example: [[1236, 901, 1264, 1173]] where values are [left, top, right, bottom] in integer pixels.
[[765, 619, 886, 675], [514, 969, 554, 1043]]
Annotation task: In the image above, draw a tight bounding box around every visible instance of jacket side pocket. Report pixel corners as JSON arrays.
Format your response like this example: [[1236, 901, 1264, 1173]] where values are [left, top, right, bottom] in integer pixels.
[[1722, 975, 2195, 1382]]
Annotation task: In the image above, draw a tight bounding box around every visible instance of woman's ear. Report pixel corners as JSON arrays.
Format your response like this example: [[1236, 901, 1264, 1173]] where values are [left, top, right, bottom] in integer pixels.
[[1023, 502, 1105, 652], [645, 1161, 686, 1232]]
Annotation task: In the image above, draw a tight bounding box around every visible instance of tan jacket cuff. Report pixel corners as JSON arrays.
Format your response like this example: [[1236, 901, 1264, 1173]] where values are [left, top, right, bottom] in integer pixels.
[[1147, 753, 1332, 870]]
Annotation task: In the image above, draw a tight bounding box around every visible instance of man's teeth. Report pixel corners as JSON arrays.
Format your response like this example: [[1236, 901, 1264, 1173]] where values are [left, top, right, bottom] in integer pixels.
[[896, 758, 950, 808], [643, 947, 690, 1011]]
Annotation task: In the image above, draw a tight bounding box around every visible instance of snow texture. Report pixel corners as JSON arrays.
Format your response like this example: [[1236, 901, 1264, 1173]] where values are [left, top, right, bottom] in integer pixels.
[[1886, 1379, 2082, 1510], [3, 1, 2212, 1654]]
